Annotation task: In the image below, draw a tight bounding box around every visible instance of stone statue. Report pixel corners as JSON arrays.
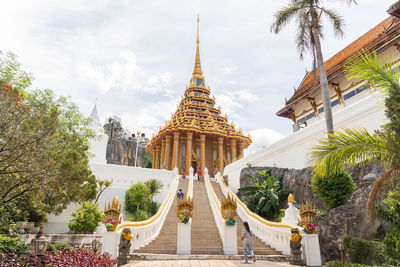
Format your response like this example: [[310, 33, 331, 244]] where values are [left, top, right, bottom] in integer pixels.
[[118, 228, 132, 266], [282, 193, 301, 225], [290, 228, 303, 265]]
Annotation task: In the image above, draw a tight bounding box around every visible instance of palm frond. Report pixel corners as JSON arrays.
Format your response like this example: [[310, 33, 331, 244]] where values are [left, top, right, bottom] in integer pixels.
[[322, 8, 345, 38], [345, 51, 400, 97], [309, 127, 393, 177], [271, 3, 302, 34], [367, 165, 400, 226], [296, 11, 312, 60]]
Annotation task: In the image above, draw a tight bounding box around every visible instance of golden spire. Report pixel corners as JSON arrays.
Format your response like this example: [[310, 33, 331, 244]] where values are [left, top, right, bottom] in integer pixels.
[[192, 15, 203, 76]]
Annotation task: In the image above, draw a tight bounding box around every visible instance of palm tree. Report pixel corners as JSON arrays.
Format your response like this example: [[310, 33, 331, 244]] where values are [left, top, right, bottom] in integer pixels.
[[125, 182, 151, 220], [271, 0, 356, 135], [144, 179, 163, 201], [309, 51, 400, 225]]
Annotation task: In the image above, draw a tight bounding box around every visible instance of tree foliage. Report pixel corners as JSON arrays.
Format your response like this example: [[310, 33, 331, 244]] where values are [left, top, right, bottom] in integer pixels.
[[68, 202, 103, 232], [309, 51, 400, 224], [238, 171, 291, 220], [0, 51, 97, 216], [125, 180, 163, 221], [311, 172, 355, 209]]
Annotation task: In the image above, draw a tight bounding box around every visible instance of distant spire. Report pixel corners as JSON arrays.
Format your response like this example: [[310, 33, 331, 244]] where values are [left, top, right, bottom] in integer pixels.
[[89, 99, 101, 129], [192, 15, 203, 76]]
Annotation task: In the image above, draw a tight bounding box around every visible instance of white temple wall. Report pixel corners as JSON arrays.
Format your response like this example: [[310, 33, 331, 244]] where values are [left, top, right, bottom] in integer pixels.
[[45, 165, 175, 234], [224, 93, 387, 193]]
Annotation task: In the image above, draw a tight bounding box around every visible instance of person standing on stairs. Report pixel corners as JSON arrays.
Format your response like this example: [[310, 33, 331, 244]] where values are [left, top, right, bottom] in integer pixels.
[[177, 189, 184, 201], [197, 168, 202, 181], [241, 221, 256, 263]]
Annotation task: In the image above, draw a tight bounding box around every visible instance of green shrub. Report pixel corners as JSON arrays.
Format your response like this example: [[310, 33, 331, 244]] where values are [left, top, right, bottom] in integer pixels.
[[0, 235, 28, 254], [326, 261, 381, 267], [68, 202, 103, 232], [311, 172, 355, 209], [125, 182, 151, 220], [382, 227, 400, 264], [47, 242, 72, 252], [343, 235, 385, 265]]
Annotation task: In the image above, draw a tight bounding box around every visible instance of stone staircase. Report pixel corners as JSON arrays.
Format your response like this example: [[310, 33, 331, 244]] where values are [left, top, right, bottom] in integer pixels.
[[131, 178, 286, 260], [133, 179, 224, 255], [134, 179, 189, 254], [211, 181, 282, 256], [191, 180, 223, 254]]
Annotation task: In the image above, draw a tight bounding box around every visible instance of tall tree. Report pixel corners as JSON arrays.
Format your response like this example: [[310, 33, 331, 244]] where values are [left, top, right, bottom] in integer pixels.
[[0, 51, 97, 214], [271, 0, 356, 135], [309, 51, 400, 224]]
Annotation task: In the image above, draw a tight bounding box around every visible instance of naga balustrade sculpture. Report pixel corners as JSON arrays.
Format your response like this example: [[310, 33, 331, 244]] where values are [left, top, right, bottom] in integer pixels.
[[177, 196, 194, 224], [103, 197, 122, 231], [299, 200, 317, 234], [221, 194, 237, 226]]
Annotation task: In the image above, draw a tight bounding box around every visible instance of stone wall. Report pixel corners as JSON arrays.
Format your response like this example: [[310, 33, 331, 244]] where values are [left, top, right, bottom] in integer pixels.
[[239, 164, 388, 261]]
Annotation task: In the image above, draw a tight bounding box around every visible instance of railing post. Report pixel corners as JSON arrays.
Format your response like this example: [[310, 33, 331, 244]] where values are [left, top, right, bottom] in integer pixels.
[[177, 169, 193, 254]]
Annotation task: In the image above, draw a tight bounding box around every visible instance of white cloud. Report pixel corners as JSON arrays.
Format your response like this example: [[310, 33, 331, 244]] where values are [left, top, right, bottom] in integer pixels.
[[245, 128, 284, 155], [222, 66, 238, 74], [215, 89, 258, 116]]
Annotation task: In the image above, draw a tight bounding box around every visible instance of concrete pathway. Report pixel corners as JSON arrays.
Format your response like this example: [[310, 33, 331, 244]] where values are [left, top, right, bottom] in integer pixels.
[[126, 260, 293, 267]]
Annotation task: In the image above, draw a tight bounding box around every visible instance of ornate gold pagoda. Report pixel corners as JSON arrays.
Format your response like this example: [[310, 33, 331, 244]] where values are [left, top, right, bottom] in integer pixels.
[[147, 16, 251, 174]]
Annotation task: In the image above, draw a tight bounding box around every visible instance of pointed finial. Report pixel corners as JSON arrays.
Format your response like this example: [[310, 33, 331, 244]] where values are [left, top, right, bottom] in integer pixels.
[[192, 15, 203, 76], [197, 14, 200, 44]]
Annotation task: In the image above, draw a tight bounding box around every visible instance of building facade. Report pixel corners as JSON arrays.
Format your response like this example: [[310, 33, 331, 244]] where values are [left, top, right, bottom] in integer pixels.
[[147, 18, 251, 175], [276, 17, 400, 132]]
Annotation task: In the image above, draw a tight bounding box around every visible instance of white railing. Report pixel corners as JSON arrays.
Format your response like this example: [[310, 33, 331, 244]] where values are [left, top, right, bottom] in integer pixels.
[[116, 169, 179, 251], [215, 172, 300, 255], [204, 170, 237, 254]]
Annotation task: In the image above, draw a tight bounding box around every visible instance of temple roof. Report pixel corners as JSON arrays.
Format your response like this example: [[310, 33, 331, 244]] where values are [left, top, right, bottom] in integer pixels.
[[277, 16, 400, 119], [148, 17, 252, 149]]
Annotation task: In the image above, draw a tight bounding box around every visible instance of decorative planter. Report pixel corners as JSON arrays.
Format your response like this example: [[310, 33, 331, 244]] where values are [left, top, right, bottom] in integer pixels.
[[16, 221, 27, 229], [30, 226, 40, 234], [26, 222, 34, 230]]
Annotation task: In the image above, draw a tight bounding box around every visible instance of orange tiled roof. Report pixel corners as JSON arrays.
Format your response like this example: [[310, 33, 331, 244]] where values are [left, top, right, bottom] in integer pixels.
[[277, 16, 400, 118]]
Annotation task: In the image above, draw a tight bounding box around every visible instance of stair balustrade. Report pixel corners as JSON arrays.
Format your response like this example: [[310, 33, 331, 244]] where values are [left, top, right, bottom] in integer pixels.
[[204, 170, 238, 254], [115, 168, 180, 251], [214, 172, 300, 255]]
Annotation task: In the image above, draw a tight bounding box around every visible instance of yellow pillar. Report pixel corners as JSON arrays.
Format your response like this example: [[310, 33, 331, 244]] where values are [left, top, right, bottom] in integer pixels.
[[186, 133, 193, 174], [160, 140, 166, 169], [200, 134, 206, 171], [231, 139, 237, 162], [165, 135, 172, 170], [238, 142, 244, 159], [155, 145, 161, 169], [152, 148, 156, 168], [172, 132, 180, 169], [218, 137, 224, 173]]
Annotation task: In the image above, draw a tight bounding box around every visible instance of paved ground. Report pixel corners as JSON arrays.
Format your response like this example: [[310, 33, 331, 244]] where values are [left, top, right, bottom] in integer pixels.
[[126, 260, 293, 266]]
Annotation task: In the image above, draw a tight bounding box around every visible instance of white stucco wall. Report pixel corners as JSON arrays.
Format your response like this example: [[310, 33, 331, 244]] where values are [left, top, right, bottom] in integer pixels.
[[45, 165, 175, 234], [224, 93, 387, 194]]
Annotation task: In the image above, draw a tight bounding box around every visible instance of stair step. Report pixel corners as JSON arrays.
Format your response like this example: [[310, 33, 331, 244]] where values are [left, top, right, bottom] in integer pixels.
[[130, 253, 291, 261]]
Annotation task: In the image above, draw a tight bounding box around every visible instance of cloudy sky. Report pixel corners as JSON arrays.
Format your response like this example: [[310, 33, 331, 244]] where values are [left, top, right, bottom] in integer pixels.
[[0, 0, 393, 152]]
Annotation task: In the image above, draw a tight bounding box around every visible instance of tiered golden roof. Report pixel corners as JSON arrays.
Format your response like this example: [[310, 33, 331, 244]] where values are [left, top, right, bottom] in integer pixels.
[[148, 16, 251, 150]]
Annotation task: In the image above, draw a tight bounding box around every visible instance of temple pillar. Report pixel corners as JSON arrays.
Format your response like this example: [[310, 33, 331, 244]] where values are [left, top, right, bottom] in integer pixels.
[[231, 140, 237, 162], [160, 140, 166, 169], [165, 135, 172, 170], [152, 148, 156, 168], [238, 142, 244, 159], [200, 134, 206, 171], [172, 132, 180, 169], [218, 137, 224, 173], [186, 133, 193, 174], [155, 145, 161, 169]]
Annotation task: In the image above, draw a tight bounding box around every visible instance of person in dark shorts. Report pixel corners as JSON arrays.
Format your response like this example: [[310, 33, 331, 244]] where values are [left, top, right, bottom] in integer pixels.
[[177, 189, 184, 200]]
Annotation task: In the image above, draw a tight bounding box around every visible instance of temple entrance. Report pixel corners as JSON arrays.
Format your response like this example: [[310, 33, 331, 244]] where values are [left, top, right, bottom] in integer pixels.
[[191, 161, 197, 172]]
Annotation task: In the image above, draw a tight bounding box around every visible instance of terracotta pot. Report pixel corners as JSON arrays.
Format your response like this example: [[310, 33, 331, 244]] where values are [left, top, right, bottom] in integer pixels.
[[26, 222, 35, 230], [16, 221, 27, 229], [30, 227, 40, 234]]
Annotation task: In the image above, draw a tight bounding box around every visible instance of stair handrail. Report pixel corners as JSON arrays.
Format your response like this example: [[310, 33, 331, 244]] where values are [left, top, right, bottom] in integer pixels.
[[204, 170, 237, 254], [187, 167, 194, 200], [215, 172, 300, 255], [115, 170, 179, 250]]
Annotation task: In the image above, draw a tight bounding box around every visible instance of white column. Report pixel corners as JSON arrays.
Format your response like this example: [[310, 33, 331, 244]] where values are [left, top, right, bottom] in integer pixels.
[[223, 224, 237, 255], [177, 222, 191, 254], [302, 234, 322, 266], [101, 231, 120, 258]]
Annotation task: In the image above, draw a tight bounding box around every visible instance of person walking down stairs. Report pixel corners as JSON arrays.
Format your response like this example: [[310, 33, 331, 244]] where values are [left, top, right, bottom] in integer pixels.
[[241, 221, 256, 264]]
